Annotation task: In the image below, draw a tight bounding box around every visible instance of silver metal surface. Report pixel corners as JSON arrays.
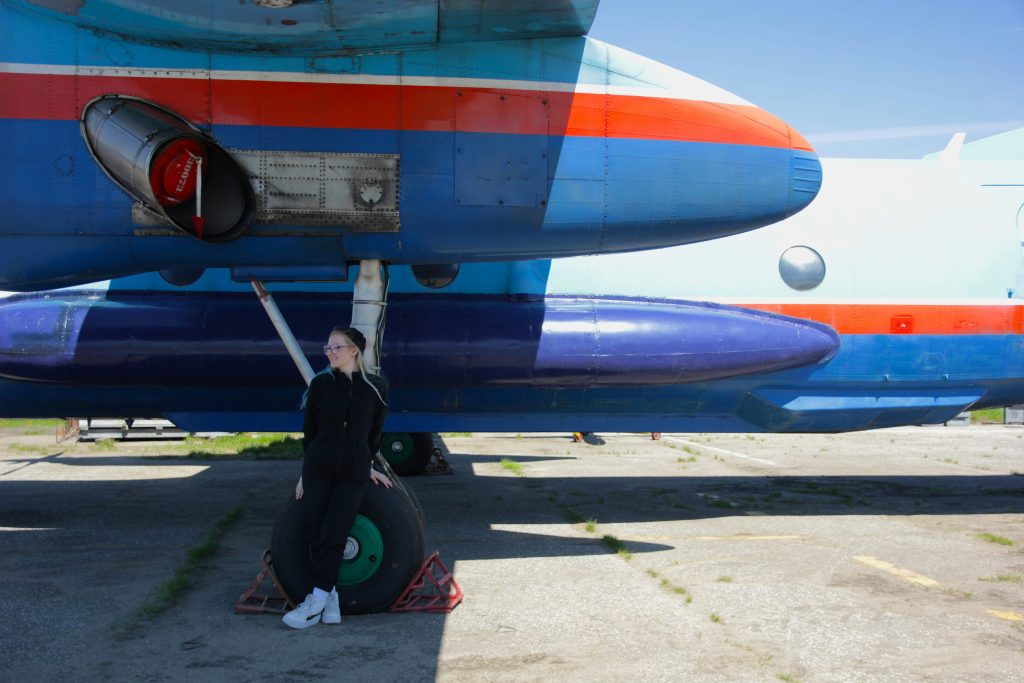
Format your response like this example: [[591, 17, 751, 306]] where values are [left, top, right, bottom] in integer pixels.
[[779, 245, 826, 291], [352, 259, 386, 374], [81, 95, 193, 210], [83, 95, 254, 240], [231, 150, 400, 232]]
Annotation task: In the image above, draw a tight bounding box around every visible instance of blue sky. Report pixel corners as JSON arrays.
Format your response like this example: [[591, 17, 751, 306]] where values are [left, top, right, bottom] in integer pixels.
[[589, 0, 1024, 158]]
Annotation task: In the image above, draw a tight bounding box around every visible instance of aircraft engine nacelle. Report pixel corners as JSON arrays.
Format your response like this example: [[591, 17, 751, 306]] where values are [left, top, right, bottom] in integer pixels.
[[81, 95, 255, 241]]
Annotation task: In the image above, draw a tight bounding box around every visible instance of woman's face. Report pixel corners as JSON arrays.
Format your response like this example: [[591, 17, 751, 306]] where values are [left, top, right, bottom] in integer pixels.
[[324, 331, 358, 369]]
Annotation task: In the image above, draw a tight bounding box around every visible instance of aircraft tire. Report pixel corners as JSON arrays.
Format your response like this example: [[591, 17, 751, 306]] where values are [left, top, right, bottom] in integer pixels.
[[380, 432, 434, 476], [271, 481, 426, 614]]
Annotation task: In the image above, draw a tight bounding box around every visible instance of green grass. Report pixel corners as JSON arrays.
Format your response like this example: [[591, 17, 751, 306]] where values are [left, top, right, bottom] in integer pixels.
[[777, 675, 801, 683], [977, 532, 1014, 546], [716, 575, 733, 583], [440, 432, 473, 437], [971, 408, 1005, 424], [646, 568, 692, 602], [979, 574, 1023, 583], [584, 519, 598, 533], [710, 612, 722, 623], [499, 458, 524, 476], [123, 504, 243, 635], [0, 418, 62, 429], [183, 433, 303, 460], [601, 534, 632, 561]]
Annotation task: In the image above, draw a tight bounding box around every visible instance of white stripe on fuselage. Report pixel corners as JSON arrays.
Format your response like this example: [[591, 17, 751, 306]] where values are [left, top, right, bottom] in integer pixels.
[[0, 62, 751, 105]]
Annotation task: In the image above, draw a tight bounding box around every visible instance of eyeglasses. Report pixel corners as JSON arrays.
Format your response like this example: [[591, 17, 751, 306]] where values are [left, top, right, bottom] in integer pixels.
[[323, 344, 355, 354]]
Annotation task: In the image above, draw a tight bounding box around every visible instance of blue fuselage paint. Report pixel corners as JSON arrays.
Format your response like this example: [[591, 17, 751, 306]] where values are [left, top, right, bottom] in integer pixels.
[[0, 119, 816, 290]]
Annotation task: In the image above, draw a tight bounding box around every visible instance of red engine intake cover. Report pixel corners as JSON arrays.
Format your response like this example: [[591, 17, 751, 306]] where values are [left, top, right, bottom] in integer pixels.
[[149, 138, 206, 206]]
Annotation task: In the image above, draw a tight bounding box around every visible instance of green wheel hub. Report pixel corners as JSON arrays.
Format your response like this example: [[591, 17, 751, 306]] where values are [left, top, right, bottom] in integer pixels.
[[337, 514, 385, 586], [381, 432, 415, 466]]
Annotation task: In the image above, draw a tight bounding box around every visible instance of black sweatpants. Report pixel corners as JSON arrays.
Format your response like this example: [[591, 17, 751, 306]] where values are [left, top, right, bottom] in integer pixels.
[[301, 460, 370, 591]]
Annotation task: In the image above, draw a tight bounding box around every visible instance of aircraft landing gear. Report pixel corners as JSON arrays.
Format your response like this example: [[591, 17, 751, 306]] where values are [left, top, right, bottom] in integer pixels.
[[253, 261, 426, 613], [380, 431, 435, 476]]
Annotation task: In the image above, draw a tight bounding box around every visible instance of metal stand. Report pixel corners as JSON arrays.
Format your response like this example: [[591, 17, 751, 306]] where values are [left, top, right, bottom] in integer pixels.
[[390, 551, 463, 613], [235, 550, 296, 615]]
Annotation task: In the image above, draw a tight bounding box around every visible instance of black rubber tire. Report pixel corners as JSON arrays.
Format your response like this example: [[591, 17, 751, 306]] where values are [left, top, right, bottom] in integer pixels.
[[380, 432, 434, 476], [374, 453, 427, 540], [271, 482, 426, 614]]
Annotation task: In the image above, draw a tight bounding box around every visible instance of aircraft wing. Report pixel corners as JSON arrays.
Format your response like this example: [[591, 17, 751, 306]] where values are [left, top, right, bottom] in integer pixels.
[[9, 0, 601, 53]]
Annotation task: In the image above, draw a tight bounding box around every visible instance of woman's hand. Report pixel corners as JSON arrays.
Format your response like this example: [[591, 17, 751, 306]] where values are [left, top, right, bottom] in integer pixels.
[[369, 469, 393, 488], [294, 476, 304, 500]]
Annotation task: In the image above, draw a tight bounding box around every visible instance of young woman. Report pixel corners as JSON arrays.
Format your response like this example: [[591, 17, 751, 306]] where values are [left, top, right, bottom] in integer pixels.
[[282, 326, 392, 629]]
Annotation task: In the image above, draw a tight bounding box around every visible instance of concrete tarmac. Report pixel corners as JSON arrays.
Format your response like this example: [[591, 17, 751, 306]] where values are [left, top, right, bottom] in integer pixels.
[[0, 425, 1022, 682]]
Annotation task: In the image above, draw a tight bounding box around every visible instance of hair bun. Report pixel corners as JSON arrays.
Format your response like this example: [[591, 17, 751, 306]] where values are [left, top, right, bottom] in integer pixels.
[[340, 327, 367, 353]]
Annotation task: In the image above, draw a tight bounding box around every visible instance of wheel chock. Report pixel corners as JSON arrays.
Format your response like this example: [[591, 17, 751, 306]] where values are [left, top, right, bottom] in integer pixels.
[[424, 446, 454, 475], [389, 551, 463, 614], [235, 549, 296, 615]]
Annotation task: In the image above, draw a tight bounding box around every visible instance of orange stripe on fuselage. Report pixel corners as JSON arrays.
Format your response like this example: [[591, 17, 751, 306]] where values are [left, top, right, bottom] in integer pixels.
[[0, 72, 802, 149], [738, 303, 1024, 335]]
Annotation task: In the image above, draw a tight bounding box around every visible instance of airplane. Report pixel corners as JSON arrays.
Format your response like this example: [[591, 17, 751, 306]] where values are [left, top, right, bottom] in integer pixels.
[[2, 128, 1022, 611], [0, 0, 820, 292], [0, 0, 828, 612]]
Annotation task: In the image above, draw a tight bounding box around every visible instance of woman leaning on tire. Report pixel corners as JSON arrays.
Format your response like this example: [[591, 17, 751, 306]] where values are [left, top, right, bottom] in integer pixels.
[[282, 326, 393, 630]]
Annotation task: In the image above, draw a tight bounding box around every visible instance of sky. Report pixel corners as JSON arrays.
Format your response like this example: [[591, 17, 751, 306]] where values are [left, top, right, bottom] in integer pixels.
[[589, 0, 1024, 159]]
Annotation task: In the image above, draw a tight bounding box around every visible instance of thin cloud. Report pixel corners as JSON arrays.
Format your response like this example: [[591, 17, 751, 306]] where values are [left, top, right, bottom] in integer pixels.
[[808, 120, 1024, 143]]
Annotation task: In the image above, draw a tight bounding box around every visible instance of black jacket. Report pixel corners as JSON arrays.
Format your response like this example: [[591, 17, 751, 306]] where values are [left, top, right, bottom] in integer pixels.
[[302, 369, 388, 481]]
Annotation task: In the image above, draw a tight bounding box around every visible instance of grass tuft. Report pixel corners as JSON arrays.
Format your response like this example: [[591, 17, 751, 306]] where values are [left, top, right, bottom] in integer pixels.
[[716, 575, 733, 583], [584, 519, 598, 533], [978, 532, 1014, 546], [710, 612, 722, 623], [601, 534, 632, 561], [979, 574, 1023, 583], [499, 458, 524, 477]]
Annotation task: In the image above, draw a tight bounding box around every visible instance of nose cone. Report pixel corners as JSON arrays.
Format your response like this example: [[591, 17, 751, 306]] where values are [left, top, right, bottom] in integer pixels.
[[786, 126, 823, 217]]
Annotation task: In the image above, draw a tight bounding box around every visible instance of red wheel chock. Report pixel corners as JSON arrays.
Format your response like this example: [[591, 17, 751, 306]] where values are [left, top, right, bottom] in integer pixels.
[[235, 549, 296, 615], [390, 551, 463, 614]]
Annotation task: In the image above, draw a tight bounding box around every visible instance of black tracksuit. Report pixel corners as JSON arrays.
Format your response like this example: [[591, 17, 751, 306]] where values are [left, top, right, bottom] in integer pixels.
[[301, 368, 388, 590]]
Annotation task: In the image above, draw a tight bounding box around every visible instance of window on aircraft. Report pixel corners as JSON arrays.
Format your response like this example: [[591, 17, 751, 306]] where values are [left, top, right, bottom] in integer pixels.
[[779, 246, 825, 291]]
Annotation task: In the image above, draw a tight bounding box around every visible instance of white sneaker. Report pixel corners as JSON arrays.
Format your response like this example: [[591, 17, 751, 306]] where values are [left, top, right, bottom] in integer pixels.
[[322, 587, 341, 624], [282, 593, 327, 629]]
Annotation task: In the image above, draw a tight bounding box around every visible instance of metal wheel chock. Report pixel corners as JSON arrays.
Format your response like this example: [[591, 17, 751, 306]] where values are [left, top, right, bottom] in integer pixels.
[[235, 549, 296, 615], [390, 551, 463, 614]]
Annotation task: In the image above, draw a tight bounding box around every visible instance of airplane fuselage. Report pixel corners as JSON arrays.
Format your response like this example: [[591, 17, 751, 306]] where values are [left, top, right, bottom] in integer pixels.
[[0, 2, 819, 290], [1, 154, 1021, 433]]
